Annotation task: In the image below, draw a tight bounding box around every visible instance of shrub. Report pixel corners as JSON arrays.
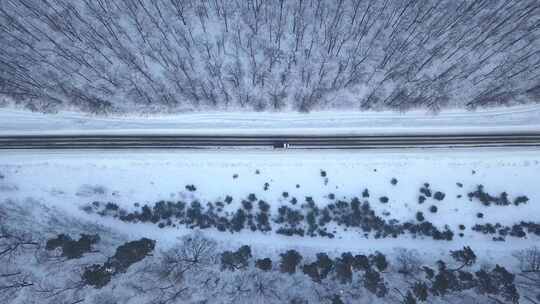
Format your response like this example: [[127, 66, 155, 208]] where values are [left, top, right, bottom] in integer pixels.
[[412, 282, 429, 301], [221, 245, 252, 271], [46, 234, 100, 259], [255, 258, 272, 271], [379, 196, 389, 203], [420, 184, 432, 197], [82, 264, 112, 288], [108, 238, 155, 273], [83, 238, 155, 288], [433, 192, 445, 201], [514, 196, 529, 205], [418, 196, 426, 204], [280, 250, 303, 274], [302, 262, 321, 282], [364, 269, 388, 297], [391, 178, 398, 185], [370, 252, 388, 272], [316, 253, 334, 279], [334, 258, 353, 284], [450, 246, 477, 269], [362, 189, 370, 198], [429, 206, 438, 213], [353, 254, 370, 271], [416, 212, 425, 222], [403, 291, 417, 304], [231, 209, 247, 232], [475, 265, 519, 303], [241, 200, 253, 210]]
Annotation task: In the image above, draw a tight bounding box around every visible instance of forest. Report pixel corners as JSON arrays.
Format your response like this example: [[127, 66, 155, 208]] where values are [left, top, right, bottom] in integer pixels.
[[1, 0, 539, 114]]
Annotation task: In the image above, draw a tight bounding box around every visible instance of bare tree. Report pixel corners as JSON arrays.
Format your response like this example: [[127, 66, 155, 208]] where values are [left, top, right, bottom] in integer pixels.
[[514, 247, 540, 273]]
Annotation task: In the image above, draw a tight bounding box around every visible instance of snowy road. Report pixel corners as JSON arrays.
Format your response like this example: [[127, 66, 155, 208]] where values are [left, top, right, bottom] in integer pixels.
[[1, 133, 540, 149]]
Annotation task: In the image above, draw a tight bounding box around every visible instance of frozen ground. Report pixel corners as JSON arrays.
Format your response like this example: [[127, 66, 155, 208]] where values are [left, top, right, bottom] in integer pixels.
[[1, 148, 539, 267], [1, 105, 540, 135]]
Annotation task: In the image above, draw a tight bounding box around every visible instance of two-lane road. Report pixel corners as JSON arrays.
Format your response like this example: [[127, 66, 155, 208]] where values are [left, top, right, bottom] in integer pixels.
[[1, 133, 540, 149]]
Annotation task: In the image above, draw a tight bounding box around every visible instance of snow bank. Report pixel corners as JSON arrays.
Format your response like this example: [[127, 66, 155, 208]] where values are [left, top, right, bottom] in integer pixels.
[[1, 105, 540, 136]]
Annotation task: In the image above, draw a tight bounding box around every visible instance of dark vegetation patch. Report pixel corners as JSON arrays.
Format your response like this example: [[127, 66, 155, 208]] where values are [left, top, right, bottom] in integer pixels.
[[468, 185, 528, 206], [85, 196, 455, 241], [83, 182, 532, 243], [46, 234, 100, 259], [391, 178, 398, 185], [82, 238, 155, 288], [472, 222, 540, 241], [221, 245, 252, 271], [225, 246, 518, 303], [362, 189, 369, 198], [185, 185, 197, 192], [420, 183, 432, 197], [433, 192, 445, 201]]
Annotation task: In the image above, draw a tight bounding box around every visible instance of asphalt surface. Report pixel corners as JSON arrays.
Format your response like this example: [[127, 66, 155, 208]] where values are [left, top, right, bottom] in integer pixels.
[[1, 134, 540, 150]]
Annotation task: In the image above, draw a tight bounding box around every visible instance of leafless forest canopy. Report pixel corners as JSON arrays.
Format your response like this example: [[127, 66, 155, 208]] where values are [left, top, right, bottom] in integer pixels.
[[0, 0, 539, 114]]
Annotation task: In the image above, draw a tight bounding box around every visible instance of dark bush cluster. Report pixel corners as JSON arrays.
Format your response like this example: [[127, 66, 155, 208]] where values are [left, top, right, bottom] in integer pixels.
[[468, 185, 529, 206], [46, 234, 100, 259], [83, 238, 155, 288], [185, 185, 197, 192], [433, 192, 446, 201], [85, 194, 455, 241], [84, 180, 532, 243], [420, 184, 432, 198], [221, 245, 252, 271], [472, 221, 540, 240], [220, 246, 390, 298], [401, 247, 520, 303]]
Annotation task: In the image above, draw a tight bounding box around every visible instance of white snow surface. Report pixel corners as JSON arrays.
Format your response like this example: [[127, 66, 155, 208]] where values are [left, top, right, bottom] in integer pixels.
[[1, 148, 539, 265], [0, 105, 539, 135]]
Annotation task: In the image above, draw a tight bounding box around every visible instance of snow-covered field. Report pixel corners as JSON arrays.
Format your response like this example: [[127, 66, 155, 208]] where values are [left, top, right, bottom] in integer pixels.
[[1, 105, 539, 135], [1, 148, 539, 265]]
